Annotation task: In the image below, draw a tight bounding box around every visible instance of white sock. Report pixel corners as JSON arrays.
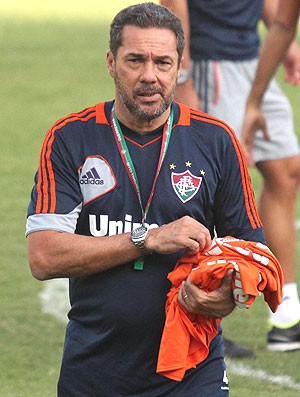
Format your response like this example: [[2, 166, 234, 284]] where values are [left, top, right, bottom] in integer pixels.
[[269, 283, 300, 327]]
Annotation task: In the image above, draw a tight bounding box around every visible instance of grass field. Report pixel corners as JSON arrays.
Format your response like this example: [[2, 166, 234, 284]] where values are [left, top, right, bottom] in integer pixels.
[[1, 1, 299, 396]]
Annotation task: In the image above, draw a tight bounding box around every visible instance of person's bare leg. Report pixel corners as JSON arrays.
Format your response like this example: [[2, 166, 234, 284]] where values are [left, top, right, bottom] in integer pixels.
[[257, 154, 300, 326]]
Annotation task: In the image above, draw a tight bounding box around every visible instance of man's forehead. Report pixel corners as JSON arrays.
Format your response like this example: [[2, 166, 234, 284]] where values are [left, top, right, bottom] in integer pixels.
[[120, 25, 178, 54]]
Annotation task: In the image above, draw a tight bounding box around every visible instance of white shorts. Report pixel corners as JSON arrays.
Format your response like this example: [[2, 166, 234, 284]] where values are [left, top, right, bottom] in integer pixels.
[[192, 59, 300, 163]]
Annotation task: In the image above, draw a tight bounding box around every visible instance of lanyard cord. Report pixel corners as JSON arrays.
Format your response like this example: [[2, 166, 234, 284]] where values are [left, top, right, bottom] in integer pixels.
[[110, 106, 174, 225]]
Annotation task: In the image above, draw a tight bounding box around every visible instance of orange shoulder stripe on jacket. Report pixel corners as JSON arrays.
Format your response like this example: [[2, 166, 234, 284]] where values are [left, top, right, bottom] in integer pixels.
[[173, 102, 192, 127], [190, 111, 262, 229], [36, 106, 97, 214], [96, 102, 110, 125]]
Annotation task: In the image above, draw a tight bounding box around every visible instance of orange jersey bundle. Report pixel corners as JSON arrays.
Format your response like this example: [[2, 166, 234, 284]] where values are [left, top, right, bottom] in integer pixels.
[[156, 236, 283, 381]]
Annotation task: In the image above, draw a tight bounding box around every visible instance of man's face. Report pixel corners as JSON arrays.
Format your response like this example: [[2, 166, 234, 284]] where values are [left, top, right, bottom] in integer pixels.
[[107, 25, 181, 122]]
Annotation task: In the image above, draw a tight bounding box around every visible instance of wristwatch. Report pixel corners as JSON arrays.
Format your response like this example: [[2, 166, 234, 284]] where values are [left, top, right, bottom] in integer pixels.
[[177, 68, 191, 85], [130, 225, 150, 255]]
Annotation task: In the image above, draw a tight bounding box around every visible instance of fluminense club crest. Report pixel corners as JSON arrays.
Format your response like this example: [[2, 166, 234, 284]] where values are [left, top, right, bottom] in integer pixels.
[[171, 170, 202, 203]]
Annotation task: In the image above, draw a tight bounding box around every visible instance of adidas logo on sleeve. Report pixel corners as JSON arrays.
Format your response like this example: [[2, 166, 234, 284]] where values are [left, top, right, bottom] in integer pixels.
[[79, 156, 116, 204], [80, 167, 103, 185]]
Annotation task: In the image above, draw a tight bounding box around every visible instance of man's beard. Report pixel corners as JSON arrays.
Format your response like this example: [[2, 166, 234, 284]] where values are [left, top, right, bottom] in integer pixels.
[[114, 76, 175, 121]]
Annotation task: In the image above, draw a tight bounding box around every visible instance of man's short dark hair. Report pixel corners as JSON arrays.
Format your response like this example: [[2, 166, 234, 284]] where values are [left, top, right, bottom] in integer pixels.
[[109, 2, 185, 65]]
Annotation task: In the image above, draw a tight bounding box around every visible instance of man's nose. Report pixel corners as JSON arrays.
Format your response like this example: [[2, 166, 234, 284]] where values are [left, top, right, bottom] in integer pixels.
[[140, 62, 157, 83]]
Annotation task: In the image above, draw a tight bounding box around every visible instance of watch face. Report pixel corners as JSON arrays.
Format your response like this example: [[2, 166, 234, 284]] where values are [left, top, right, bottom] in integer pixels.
[[131, 225, 148, 239]]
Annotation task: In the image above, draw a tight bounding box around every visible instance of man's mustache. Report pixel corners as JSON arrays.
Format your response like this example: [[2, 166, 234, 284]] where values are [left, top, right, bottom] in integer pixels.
[[134, 85, 163, 96]]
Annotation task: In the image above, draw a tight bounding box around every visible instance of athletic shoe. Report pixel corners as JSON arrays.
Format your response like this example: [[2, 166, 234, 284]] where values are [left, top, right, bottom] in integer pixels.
[[267, 320, 300, 352], [223, 337, 255, 359]]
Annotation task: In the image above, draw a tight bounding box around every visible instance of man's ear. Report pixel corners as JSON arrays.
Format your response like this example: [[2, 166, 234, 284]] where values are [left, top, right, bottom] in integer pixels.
[[106, 50, 115, 77], [177, 57, 184, 79]]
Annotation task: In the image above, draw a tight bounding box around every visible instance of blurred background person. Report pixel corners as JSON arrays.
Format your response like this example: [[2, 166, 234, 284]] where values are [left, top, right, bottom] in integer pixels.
[[161, 0, 300, 355], [242, 0, 300, 153]]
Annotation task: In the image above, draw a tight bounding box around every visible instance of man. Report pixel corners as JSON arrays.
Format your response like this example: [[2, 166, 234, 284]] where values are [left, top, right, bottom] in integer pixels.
[[161, 0, 300, 353], [26, 3, 265, 396]]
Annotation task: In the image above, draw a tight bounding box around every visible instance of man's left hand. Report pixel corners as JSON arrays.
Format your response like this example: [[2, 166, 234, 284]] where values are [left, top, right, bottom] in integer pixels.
[[178, 269, 235, 318]]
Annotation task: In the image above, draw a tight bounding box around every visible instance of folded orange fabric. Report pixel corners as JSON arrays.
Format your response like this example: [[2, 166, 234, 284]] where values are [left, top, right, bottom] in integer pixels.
[[156, 236, 283, 381]]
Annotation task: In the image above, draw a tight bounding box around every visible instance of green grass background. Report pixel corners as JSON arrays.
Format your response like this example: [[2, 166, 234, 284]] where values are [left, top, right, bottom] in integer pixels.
[[0, 1, 299, 396]]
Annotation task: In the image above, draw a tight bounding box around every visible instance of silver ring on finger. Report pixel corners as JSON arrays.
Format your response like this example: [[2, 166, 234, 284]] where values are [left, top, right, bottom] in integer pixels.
[[183, 293, 189, 301]]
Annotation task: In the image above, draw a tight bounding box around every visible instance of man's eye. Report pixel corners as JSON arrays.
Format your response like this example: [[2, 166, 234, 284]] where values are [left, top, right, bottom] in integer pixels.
[[129, 58, 142, 63]]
